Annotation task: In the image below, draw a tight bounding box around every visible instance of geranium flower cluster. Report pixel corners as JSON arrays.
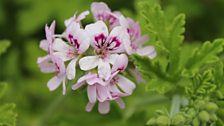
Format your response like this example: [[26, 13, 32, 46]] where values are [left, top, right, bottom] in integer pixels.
[[37, 2, 156, 114]]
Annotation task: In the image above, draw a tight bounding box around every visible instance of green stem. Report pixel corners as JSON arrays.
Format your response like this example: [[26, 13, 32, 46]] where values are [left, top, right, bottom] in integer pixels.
[[170, 94, 181, 118]]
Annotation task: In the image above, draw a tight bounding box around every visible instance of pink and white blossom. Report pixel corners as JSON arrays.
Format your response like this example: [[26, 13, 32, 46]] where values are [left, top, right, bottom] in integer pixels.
[[52, 22, 90, 80], [79, 21, 130, 80], [37, 53, 67, 95], [91, 2, 120, 29], [120, 16, 157, 59]]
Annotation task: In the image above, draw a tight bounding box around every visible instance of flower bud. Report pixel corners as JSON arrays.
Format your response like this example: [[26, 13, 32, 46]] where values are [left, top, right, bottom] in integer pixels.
[[156, 116, 170, 126], [209, 113, 217, 121], [192, 118, 200, 126], [205, 102, 218, 113], [172, 114, 185, 125], [146, 118, 156, 125], [199, 111, 210, 122]]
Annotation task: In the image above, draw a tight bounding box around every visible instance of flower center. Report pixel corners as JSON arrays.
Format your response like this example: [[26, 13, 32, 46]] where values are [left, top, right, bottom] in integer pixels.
[[110, 75, 119, 85], [68, 34, 80, 50]]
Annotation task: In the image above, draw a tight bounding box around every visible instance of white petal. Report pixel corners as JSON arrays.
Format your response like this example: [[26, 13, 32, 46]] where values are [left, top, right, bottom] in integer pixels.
[[108, 54, 119, 65], [87, 85, 97, 103], [53, 52, 71, 61], [52, 38, 70, 52], [98, 59, 111, 80], [40, 40, 48, 51], [66, 58, 78, 80], [73, 28, 90, 54], [108, 26, 129, 53], [117, 75, 136, 95], [47, 76, 63, 91], [79, 56, 99, 71], [111, 54, 128, 73], [85, 21, 109, 48], [98, 101, 110, 114]]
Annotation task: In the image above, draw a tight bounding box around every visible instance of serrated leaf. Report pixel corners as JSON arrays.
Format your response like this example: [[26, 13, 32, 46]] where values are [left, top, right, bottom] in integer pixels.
[[131, 54, 174, 94], [140, 1, 185, 76], [0, 40, 10, 55], [0, 104, 17, 126], [184, 39, 224, 76]]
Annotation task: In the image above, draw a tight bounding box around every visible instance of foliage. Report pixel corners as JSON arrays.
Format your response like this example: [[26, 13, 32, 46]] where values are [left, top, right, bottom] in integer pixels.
[[131, 0, 224, 125], [0, 0, 224, 125]]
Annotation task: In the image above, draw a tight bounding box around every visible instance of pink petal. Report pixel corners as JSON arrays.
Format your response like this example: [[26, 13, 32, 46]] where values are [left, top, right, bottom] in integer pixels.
[[71, 82, 85, 90], [86, 77, 107, 86], [91, 2, 111, 20], [133, 35, 149, 48], [37, 55, 56, 73], [86, 102, 95, 112], [66, 58, 78, 80], [87, 85, 97, 103], [115, 98, 125, 109], [136, 46, 157, 59], [79, 56, 99, 71], [98, 59, 111, 80], [98, 101, 110, 114], [117, 75, 136, 95], [96, 85, 111, 102], [72, 73, 96, 90], [47, 76, 63, 91], [111, 54, 128, 73]]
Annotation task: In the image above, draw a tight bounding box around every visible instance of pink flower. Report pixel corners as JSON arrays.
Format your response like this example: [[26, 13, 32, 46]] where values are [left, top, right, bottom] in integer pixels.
[[38, 21, 67, 94], [91, 2, 120, 29], [52, 22, 90, 80], [39, 20, 56, 53], [79, 21, 130, 80], [73, 54, 135, 114], [120, 16, 157, 59], [37, 54, 67, 95]]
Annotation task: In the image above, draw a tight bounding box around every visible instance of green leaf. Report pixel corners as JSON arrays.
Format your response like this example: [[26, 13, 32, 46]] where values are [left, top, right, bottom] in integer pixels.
[[0, 40, 10, 55], [131, 54, 174, 94], [140, 1, 185, 75], [0, 104, 17, 126], [184, 39, 224, 76], [185, 70, 217, 97], [0, 82, 7, 99]]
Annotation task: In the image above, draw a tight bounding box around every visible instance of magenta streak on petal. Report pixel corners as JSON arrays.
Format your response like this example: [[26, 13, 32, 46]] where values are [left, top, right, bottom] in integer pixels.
[[107, 37, 121, 50], [94, 34, 107, 48], [107, 15, 116, 25], [55, 63, 60, 76], [68, 34, 80, 49], [110, 76, 119, 85], [117, 66, 124, 71], [97, 14, 106, 21]]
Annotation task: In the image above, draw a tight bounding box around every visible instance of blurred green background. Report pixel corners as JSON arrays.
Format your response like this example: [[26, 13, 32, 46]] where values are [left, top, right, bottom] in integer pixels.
[[0, 0, 224, 125]]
